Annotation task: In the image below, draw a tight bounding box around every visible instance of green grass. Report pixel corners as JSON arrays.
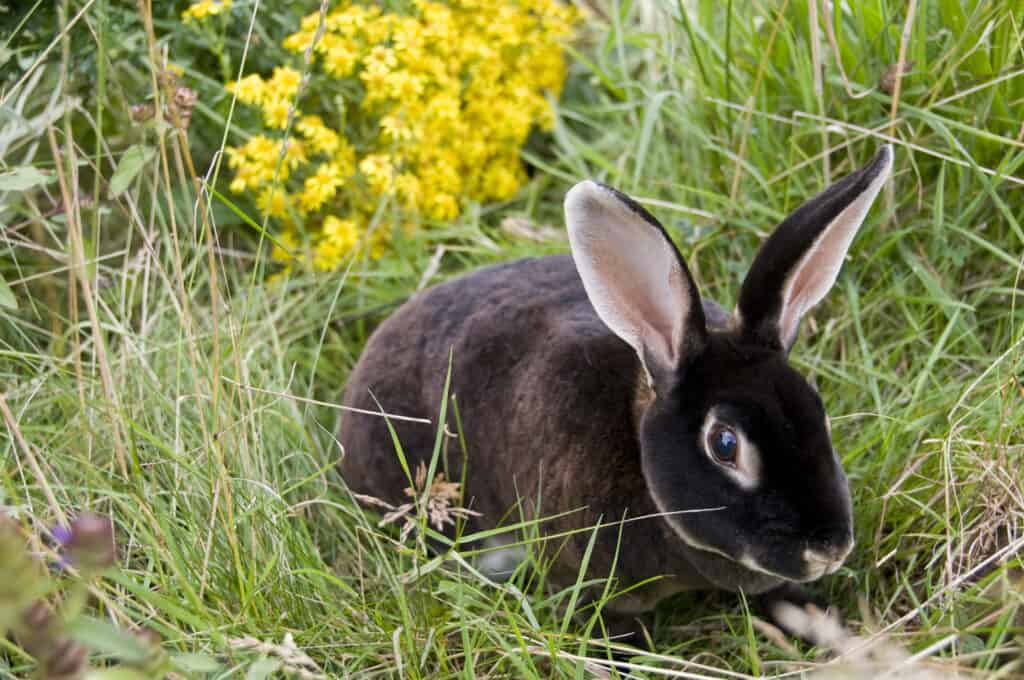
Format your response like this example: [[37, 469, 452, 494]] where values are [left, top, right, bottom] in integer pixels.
[[2, 0, 1023, 677]]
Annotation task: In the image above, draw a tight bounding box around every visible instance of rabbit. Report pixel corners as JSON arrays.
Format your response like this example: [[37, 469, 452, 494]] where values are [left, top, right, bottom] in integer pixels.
[[338, 145, 893, 641]]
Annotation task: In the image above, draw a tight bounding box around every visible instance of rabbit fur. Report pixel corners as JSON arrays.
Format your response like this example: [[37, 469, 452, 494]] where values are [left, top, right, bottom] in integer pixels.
[[338, 146, 894, 636]]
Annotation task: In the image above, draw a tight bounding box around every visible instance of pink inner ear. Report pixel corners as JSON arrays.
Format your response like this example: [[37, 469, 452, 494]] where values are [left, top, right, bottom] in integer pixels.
[[783, 239, 842, 325], [587, 231, 686, 370], [778, 161, 891, 350], [778, 211, 861, 349], [565, 181, 694, 378]]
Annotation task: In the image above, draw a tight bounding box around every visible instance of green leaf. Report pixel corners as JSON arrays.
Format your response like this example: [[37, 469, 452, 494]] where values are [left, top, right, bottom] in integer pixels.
[[0, 272, 16, 310], [84, 669, 152, 680], [0, 166, 52, 191], [171, 653, 223, 673], [66, 617, 149, 663], [109, 145, 156, 196], [245, 657, 282, 680], [210, 188, 295, 255]]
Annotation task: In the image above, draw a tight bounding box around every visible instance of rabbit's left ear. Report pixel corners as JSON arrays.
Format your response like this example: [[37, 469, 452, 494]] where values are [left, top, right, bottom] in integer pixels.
[[736, 145, 893, 353]]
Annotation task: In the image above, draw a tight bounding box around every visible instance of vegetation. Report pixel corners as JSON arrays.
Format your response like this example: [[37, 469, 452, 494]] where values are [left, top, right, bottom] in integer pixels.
[[1, 0, 1021, 677]]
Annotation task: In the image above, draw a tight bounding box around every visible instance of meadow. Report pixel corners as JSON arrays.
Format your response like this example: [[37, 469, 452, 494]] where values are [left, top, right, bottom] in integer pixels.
[[1, 0, 1022, 677]]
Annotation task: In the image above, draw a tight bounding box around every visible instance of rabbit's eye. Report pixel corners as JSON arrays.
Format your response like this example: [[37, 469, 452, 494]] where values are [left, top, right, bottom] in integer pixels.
[[709, 426, 738, 465]]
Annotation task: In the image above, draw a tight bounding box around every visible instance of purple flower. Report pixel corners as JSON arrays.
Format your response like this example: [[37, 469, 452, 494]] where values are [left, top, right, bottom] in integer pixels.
[[52, 512, 116, 573], [51, 525, 73, 546]]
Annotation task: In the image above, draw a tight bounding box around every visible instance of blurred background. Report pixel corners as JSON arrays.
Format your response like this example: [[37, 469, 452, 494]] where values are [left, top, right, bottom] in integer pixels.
[[1, 1, 1021, 677]]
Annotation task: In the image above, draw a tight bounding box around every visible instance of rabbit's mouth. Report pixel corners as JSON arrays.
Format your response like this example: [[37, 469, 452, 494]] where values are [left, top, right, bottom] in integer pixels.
[[689, 545, 844, 591], [801, 540, 854, 579], [655, 512, 788, 591], [662, 511, 846, 589], [735, 536, 854, 584]]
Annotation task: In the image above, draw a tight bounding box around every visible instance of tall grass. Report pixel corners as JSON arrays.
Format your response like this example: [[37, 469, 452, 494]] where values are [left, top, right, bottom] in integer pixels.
[[1, 0, 1022, 677]]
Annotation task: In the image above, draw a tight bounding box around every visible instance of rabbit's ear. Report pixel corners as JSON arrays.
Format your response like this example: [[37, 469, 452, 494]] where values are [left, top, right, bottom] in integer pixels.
[[565, 181, 707, 386], [736, 145, 893, 353]]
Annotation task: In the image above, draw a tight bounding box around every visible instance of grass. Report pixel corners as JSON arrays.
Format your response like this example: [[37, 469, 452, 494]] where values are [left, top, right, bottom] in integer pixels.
[[2, 0, 1023, 677]]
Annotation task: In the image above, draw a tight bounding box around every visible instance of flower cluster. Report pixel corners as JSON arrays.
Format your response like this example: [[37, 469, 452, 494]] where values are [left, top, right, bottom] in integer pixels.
[[222, 0, 577, 272], [182, 0, 232, 22]]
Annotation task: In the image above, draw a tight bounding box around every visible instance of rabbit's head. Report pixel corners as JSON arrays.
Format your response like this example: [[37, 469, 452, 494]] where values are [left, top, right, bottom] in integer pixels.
[[564, 146, 893, 590]]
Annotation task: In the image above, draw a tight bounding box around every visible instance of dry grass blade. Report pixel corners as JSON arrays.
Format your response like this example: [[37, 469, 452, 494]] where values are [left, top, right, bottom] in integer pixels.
[[223, 377, 432, 424], [0, 394, 66, 525], [354, 462, 480, 541], [771, 604, 967, 679], [230, 633, 327, 679]]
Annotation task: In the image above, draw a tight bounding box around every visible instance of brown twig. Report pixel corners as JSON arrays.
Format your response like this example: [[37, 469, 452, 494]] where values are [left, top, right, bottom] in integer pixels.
[[0, 393, 68, 525]]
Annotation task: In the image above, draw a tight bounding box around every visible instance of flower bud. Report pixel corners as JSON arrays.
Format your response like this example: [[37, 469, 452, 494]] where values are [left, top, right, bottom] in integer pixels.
[[130, 102, 156, 123], [54, 512, 116, 573], [171, 86, 198, 130], [129, 626, 171, 675], [17, 601, 59, 659], [42, 638, 88, 680]]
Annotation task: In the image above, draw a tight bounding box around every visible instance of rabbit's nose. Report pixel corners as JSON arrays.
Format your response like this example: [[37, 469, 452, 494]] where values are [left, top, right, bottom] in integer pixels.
[[803, 531, 854, 575], [811, 525, 853, 551]]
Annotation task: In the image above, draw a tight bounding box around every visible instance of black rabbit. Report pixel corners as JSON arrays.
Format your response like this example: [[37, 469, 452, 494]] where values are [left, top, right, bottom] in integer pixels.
[[339, 146, 894, 640]]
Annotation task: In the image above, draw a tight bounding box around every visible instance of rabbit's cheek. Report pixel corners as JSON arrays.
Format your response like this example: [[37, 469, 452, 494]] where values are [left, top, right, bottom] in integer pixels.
[[737, 536, 809, 582], [678, 544, 786, 593]]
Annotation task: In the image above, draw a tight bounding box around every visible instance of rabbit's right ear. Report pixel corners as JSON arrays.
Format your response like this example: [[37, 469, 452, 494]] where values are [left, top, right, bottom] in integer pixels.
[[565, 181, 707, 387]]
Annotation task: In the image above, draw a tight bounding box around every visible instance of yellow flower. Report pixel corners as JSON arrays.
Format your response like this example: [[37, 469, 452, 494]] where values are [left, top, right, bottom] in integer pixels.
[[325, 45, 359, 77], [380, 115, 413, 142], [420, 153, 461, 194], [536, 99, 557, 131], [300, 12, 322, 32], [229, 174, 250, 194], [359, 154, 395, 195], [256, 186, 292, 219], [368, 226, 391, 259], [326, 5, 375, 36], [299, 162, 349, 213], [313, 216, 361, 270], [283, 30, 315, 53], [269, 67, 303, 99], [395, 172, 422, 208], [481, 158, 522, 201], [297, 115, 342, 155], [425, 192, 459, 221], [182, 0, 231, 22], [384, 70, 425, 101], [283, 139, 309, 169], [392, 17, 426, 54], [323, 216, 360, 249], [262, 96, 292, 129], [227, 74, 266, 106], [226, 135, 308, 192]]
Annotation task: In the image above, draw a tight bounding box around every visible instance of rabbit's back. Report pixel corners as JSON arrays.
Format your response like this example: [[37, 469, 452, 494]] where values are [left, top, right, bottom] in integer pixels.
[[338, 254, 651, 534]]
